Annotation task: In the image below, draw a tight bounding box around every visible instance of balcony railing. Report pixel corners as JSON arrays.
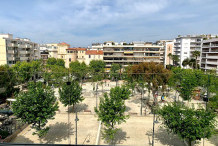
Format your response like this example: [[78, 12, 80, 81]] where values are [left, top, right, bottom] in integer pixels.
[[8, 50, 14, 54]]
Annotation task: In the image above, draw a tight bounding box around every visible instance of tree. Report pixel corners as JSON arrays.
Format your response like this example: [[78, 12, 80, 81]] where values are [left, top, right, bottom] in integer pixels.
[[192, 51, 200, 69], [172, 55, 179, 66], [12, 61, 32, 83], [130, 62, 171, 99], [158, 103, 217, 146], [59, 81, 83, 110], [47, 58, 65, 68], [182, 58, 190, 68], [95, 86, 130, 144], [12, 82, 59, 137], [47, 58, 57, 66], [56, 58, 65, 68], [89, 60, 105, 107], [69, 61, 89, 83], [89, 60, 105, 82], [167, 53, 173, 65], [110, 63, 120, 86], [0, 65, 17, 100]]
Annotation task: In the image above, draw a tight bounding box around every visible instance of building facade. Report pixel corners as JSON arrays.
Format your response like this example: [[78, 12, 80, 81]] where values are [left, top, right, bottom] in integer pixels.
[[174, 35, 202, 67], [65, 48, 77, 68], [84, 50, 103, 65], [76, 48, 87, 63], [92, 41, 164, 71], [200, 38, 218, 73], [0, 34, 40, 66]]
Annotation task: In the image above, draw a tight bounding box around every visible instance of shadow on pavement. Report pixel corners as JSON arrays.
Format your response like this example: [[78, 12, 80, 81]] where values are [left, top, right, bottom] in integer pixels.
[[146, 127, 185, 146], [42, 122, 72, 144], [11, 135, 34, 144], [74, 103, 88, 112], [208, 134, 218, 146], [125, 106, 131, 112], [114, 129, 129, 144]]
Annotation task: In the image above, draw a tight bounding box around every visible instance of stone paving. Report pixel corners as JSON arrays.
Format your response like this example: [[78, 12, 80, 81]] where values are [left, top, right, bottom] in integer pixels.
[[11, 81, 217, 145]]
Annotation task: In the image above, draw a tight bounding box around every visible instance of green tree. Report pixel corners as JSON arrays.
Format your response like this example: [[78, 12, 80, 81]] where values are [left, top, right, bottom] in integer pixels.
[[12, 82, 59, 137], [173, 55, 179, 66], [59, 81, 83, 110], [47, 58, 57, 66], [158, 103, 217, 146], [56, 58, 65, 67], [192, 50, 200, 69], [110, 63, 120, 86], [95, 86, 130, 144], [69, 61, 88, 83], [12, 61, 32, 83], [89, 60, 105, 82], [0, 65, 17, 99], [182, 58, 190, 68]]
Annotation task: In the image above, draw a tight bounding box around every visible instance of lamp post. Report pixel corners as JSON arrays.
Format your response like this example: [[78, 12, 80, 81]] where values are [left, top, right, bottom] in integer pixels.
[[75, 112, 79, 145], [152, 92, 158, 146], [96, 83, 98, 108]]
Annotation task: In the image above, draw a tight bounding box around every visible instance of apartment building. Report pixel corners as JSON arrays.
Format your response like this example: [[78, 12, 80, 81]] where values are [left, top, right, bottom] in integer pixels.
[[39, 43, 58, 58], [92, 41, 164, 71], [156, 40, 174, 67], [0, 34, 40, 66], [84, 50, 103, 65], [65, 48, 77, 68], [174, 35, 202, 67], [76, 48, 87, 63], [200, 38, 218, 73]]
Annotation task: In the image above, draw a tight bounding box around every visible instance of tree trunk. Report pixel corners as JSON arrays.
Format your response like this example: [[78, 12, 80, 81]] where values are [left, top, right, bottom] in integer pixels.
[[195, 57, 197, 69]]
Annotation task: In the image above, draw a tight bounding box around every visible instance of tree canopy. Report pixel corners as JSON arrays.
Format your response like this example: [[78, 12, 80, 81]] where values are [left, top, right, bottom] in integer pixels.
[[95, 86, 130, 144], [12, 82, 59, 137], [158, 103, 217, 146], [59, 81, 83, 109]]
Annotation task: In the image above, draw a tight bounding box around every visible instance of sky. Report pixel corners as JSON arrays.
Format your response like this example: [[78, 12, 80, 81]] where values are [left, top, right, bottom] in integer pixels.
[[0, 0, 218, 47]]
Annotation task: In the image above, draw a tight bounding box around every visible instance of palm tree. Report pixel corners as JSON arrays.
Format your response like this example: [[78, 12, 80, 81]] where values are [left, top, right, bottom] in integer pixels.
[[172, 55, 179, 66], [192, 51, 200, 69], [168, 53, 173, 65], [182, 58, 190, 68]]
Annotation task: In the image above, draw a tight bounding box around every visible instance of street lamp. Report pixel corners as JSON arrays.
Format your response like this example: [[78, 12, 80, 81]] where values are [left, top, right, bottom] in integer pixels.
[[75, 112, 79, 145], [152, 92, 159, 146]]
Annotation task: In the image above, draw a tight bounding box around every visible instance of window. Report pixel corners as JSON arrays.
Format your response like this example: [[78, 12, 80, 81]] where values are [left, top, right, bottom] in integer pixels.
[[184, 52, 187, 54], [62, 56, 63, 58], [69, 58, 71, 62], [89, 55, 91, 58], [68, 51, 70, 53], [70, 51, 73, 53]]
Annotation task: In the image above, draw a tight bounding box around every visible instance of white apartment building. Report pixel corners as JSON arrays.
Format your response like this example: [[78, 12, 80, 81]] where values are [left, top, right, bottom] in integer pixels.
[[0, 34, 40, 66], [200, 38, 218, 73], [92, 41, 164, 71], [39, 43, 58, 58], [174, 35, 202, 67]]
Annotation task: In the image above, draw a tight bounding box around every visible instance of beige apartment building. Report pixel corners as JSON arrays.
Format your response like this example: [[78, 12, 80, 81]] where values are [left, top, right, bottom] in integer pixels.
[[84, 50, 103, 65], [65, 48, 77, 68], [157, 40, 174, 67], [0, 34, 40, 66], [92, 41, 164, 71], [76, 48, 87, 63], [200, 38, 218, 73], [47, 43, 58, 58]]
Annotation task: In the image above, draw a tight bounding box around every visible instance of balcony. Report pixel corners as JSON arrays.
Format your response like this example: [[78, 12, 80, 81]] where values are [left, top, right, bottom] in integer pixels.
[[8, 50, 14, 54], [206, 61, 218, 65], [19, 51, 28, 54], [206, 56, 217, 59], [20, 57, 29, 60], [7, 57, 15, 60], [202, 45, 210, 48]]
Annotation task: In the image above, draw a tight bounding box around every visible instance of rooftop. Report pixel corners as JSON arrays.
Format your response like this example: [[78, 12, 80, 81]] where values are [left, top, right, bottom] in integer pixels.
[[86, 50, 103, 55]]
